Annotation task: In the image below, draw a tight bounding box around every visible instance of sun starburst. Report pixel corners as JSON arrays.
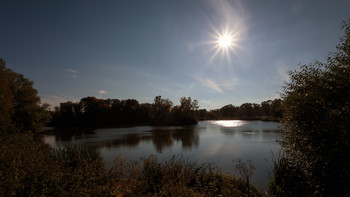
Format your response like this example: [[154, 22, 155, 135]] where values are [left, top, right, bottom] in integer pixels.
[[207, 26, 240, 62]]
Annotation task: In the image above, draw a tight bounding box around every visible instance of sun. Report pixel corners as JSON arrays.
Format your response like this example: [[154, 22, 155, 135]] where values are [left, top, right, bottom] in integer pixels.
[[206, 25, 240, 62], [218, 33, 233, 48]]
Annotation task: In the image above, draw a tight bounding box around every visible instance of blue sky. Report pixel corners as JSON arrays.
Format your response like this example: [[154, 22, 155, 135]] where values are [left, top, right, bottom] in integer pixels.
[[1, 0, 349, 109]]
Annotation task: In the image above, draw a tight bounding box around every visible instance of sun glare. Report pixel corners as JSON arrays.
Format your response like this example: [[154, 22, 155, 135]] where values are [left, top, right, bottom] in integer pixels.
[[218, 34, 233, 48], [207, 27, 239, 62]]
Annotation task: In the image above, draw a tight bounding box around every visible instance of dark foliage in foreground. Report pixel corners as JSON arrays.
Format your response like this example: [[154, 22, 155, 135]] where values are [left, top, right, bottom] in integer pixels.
[[0, 133, 262, 197], [0, 134, 109, 196], [110, 155, 262, 196], [269, 20, 350, 196], [268, 152, 311, 197]]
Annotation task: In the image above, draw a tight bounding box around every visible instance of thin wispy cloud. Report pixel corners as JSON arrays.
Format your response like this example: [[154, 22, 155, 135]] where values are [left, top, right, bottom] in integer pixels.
[[66, 69, 78, 73], [275, 61, 290, 82], [197, 77, 223, 93], [66, 69, 78, 78], [220, 79, 237, 91]]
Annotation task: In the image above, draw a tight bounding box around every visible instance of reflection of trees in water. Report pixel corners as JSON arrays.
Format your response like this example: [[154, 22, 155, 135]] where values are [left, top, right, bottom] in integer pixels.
[[103, 133, 144, 148], [151, 128, 199, 152], [110, 128, 199, 152], [50, 126, 200, 152], [172, 128, 199, 149], [151, 129, 174, 153], [50, 127, 95, 142]]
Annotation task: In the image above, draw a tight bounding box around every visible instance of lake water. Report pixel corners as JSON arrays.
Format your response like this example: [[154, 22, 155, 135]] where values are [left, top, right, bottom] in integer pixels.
[[42, 120, 282, 189]]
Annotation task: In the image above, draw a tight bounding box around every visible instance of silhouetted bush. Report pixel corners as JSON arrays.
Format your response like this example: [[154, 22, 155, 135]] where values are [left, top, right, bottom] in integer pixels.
[[272, 19, 350, 196]]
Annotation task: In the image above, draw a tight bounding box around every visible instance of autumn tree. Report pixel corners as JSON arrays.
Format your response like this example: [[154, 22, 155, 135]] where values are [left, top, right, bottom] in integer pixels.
[[0, 59, 50, 134], [79, 97, 111, 126]]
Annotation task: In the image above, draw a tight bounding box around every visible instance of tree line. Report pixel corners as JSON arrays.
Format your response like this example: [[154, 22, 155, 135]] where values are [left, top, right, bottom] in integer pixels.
[[49, 96, 200, 127], [199, 99, 282, 121], [49, 96, 282, 127]]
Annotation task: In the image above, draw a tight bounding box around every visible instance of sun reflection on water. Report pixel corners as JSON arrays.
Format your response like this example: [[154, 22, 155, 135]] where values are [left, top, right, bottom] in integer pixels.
[[211, 120, 247, 127]]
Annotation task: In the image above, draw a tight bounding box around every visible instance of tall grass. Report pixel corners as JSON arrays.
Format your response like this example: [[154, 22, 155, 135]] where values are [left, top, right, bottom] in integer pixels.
[[268, 152, 312, 197], [109, 154, 262, 196]]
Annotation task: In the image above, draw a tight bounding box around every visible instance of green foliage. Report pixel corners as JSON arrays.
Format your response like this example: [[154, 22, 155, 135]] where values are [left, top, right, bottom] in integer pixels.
[[276, 20, 350, 196], [0, 59, 51, 134]]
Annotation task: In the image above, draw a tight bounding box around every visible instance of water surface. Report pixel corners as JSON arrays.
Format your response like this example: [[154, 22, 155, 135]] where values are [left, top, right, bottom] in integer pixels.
[[43, 120, 282, 189]]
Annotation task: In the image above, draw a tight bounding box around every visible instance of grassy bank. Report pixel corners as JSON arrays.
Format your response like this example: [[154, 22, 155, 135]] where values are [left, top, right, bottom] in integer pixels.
[[0, 133, 262, 196]]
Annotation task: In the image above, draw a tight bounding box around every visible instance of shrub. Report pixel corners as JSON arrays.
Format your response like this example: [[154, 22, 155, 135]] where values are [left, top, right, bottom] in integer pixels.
[[277, 20, 350, 196]]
